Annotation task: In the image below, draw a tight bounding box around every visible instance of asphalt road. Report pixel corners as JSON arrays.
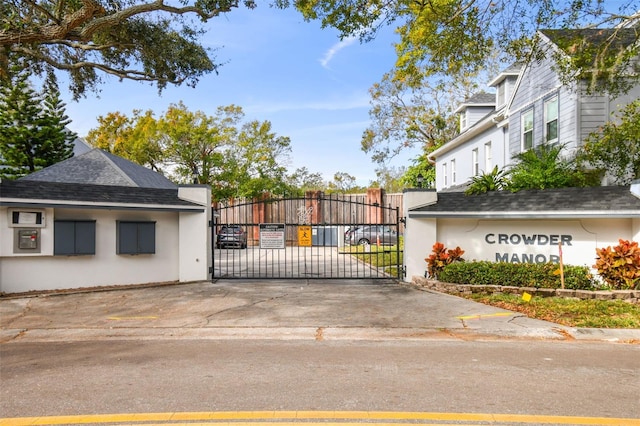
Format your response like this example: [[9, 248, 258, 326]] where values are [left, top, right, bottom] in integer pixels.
[[1, 280, 639, 425], [1, 339, 639, 421]]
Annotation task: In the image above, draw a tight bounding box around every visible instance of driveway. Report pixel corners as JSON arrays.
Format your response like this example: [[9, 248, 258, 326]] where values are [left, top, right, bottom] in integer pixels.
[[1, 279, 638, 343]]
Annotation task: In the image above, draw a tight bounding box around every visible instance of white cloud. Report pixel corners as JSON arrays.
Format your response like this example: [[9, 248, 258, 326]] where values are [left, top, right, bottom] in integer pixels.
[[319, 36, 357, 69]]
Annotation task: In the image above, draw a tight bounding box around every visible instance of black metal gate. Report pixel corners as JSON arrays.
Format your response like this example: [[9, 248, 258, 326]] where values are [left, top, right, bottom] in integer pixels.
[[212, 194, 403, 280]]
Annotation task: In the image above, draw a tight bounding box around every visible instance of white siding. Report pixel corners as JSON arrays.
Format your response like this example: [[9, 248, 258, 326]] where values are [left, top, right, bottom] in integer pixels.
[[508, 51, 582, 159], [578, 84, 640, 145], [436, 125, 507, 191], [466, 106, 494, 128], [434, 35, 640, 191]]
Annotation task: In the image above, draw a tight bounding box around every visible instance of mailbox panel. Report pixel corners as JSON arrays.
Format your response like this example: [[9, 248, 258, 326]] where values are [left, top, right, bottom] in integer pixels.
[[14, 228, 41, 253]]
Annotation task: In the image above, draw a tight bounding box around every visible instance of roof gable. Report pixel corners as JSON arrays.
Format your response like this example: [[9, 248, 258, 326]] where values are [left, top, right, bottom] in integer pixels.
[[454, 91, 495, 113], [20, 149, 176, 189]]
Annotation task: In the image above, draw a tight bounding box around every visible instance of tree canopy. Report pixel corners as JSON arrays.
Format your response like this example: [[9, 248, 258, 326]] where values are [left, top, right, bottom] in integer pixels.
[[577, 100, 640, 185], [86, 103, 298, 201], [361, 70, 471, 188], [282, 0, 640, 93], [0, 70, 76, 179], [0, 0, 256, 98]]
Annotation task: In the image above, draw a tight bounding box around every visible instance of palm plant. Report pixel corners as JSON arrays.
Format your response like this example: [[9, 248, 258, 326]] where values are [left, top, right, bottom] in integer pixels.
[[465, 166, 509, 195]]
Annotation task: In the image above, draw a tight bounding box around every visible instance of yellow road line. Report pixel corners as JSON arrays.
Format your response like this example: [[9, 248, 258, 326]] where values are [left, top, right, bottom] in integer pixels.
[[2, 411, 639, 425], [456, 312, 515, 320], [107, 316, 158, 320]]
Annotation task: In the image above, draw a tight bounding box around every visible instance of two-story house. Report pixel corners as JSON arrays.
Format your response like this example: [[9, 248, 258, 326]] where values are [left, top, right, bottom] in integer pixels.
[[428, 28, 640, 191]]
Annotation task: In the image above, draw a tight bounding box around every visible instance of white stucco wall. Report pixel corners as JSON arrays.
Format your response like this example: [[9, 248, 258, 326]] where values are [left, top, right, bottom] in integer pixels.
[[178, 186, 212, 282], [0, 208, 181, 293], [403, 190, 438, 281], [1, 207, 56, 256], [404, 186, 639, 282], [435, 218, 633, 268]]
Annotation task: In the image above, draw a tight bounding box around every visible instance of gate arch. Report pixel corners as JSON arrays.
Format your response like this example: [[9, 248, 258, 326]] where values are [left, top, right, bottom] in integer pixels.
[[212, 193, 402, 280]]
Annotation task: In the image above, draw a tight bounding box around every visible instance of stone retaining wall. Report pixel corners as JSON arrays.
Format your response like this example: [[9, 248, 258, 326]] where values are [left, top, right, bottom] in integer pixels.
[[411, 276, 640, 304]]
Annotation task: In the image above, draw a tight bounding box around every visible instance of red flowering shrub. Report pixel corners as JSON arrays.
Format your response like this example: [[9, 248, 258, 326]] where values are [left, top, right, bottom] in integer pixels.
[[425, 242, 465, 279], [594, 239, 640, 290]]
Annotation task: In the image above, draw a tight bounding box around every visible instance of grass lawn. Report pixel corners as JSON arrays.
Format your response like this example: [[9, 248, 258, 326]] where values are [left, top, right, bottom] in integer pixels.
[[464, 293, 640, 329], [344, 241, 639, 329], [340, 242, 403, 278]]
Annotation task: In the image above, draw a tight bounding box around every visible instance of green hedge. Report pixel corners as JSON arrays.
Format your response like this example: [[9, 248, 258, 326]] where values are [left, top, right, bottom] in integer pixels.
[[437, 261, 597, 290]]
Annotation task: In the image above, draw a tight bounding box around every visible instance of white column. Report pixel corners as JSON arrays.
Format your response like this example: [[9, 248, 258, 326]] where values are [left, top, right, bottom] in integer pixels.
[[402, 190, 439, 282], [178, 185, 212, 282]]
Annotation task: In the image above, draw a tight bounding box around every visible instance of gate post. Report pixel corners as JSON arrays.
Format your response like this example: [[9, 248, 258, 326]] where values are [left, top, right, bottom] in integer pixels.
[[251, 193, 269, 242], [366, 188, 385, 224]]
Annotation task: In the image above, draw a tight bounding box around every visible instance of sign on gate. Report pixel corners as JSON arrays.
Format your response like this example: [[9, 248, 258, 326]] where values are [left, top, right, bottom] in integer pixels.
[[298, 225, 312, 247], [259, 223, 285, 249]]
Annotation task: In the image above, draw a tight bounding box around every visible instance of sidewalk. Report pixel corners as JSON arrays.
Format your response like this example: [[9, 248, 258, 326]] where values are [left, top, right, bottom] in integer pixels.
[[1, 280, 639, 343]]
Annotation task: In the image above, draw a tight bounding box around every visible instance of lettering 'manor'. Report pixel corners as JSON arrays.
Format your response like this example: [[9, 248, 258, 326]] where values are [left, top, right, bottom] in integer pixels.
[[485, 233, 573, 246], [496, 253, 561, 263]]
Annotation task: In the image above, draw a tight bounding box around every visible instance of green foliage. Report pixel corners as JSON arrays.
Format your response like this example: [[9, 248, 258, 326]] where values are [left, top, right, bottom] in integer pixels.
[[372, 165, 406, 193], [577, 100, 640, 185], [425, 242, 464, 279], [465, 166, 509, 195], [226, 120, 292, 198], [463, 144, 601, 195], [393, 1, 495, 86], [86, 110, 164, 172], [0, 71, 75, 180], [284, 0, 640, 94], [594, 239, 640, 290], [361, 72, 462, 165], [286, 167, 326, 196], [326, 172, 368, 194], [1, 0, 257, 98], [87, 103, 294, 201], [438, 261, 597, 290], [506, 143, 596, 192]]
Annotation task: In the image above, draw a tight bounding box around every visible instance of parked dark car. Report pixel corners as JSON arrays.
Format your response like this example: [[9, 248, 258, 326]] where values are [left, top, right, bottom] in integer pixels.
[[347, 225, 398, 246], [216, 225, 248, 249]]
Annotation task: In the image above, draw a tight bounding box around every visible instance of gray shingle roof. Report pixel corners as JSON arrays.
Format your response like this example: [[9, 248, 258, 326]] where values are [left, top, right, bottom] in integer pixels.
[[540, 28, 638, 59], [1, 180, 202, 211], [72, 137, 92, 156], [501, 62, 523, 74], [20, 149, 176, 189], [409, 186, 640, 218], [462, 91, 495, 105]]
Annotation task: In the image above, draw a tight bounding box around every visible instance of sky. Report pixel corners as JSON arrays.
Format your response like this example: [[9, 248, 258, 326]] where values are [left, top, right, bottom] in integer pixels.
[[60, 5, 421, 186]]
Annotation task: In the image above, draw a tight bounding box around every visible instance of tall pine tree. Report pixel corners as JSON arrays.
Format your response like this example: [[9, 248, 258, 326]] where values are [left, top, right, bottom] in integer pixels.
[[0, 71, 76, 180]]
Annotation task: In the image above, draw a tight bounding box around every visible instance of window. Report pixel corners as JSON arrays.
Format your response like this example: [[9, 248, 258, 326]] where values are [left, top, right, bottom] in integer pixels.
[[117, 221, 156, 255], [460, 112, 467, 130], [54, 220, 96, 255], [472, 149, 479, 176], [521, 109, 534, 150], [442, 163, 448, 187], [545, 95, 558, 144], [451, 159, 457, 184], [497, 83, 506, 107], [484, 142, 492, 171]]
